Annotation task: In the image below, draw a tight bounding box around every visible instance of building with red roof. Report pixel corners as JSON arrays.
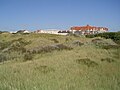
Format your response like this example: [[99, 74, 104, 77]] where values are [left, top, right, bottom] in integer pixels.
[[70, 25, 108, 35]]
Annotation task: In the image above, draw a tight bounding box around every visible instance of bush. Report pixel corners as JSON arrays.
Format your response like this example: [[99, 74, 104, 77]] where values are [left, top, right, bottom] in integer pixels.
[[34, 65, 55, 74], [101, 58, 115, 63], [0, 38, 29, 53], [76, 58, 98, 67], [101, 45, 120, 49], [0, 41, 10, 50], [91, 38, 108, 47], [28, 44, 73, 54], [50, 39, 59, 43], [23, 52, 33, 61], [11, 38, 31, 46], [86, 34, 95, 38], [86, 32, 120, 45], [91, 38, 103, 43], [91, 38, 120, 49], [0, 53, 7, 62], [9, 42, 27, 52], [72, 40, 84, 46], [56, 44, 73, 50]]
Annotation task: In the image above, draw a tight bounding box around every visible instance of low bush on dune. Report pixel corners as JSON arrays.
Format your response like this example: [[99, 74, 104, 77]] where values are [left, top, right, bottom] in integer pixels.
[[76, 58, 98, 67], [34, 65, 55, 74], [86, 32, 120, 44], [72, 40, 84, 46], [101, 45, 120, 49], [101, 58, 115, 63], [0, 41, 10, 50], [28, 44, 73, 54], [50, 39, 59, 43], [91, 38, 120, 49], [0, 38, 30, 52], [91, 38, 115, 46], [0, 42, 73, 63], [0, 38, 31, 63], [23, 52, 33, 61], [0, 53, 7, 63], [56, 44, 73, 50], [22, 44, 73, 62]]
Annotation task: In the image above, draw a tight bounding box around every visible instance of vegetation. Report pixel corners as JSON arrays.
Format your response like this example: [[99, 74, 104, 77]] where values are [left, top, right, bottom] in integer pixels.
[[76, 58, 98, 67], [86, 32, 120, 44], [0, 33, 120, 90], [101, 58, 115, 63]]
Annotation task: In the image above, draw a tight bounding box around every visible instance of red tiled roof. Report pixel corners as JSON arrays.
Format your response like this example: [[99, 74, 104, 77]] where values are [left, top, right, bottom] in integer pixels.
[[71, 25, 108, 31]]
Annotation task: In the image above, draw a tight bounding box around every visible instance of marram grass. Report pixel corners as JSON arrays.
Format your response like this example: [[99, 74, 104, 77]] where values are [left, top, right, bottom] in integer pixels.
[[0, 33, 120, 90]]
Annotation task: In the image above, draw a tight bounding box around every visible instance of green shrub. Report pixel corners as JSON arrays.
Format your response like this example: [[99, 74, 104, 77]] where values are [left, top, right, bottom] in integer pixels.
[[86, 32, 120, 44], [86, 34, 95, 38], [91, 38, 120, 49]]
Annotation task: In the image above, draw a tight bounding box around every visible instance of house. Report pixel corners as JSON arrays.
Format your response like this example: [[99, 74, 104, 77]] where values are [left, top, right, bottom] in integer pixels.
[[16, 30, 30, 34], [70, 25, 108, 35], [34, 29, 70, 35], [34, 29, 58, 34], [58, 30, 70, 35]]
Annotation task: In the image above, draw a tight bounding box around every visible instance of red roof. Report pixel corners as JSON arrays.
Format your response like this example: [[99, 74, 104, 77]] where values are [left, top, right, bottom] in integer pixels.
[[71, 25, 108, 31]]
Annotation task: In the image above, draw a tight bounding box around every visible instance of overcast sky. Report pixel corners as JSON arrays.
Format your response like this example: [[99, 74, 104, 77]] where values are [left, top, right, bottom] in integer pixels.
[[0, 0, 120, 31]]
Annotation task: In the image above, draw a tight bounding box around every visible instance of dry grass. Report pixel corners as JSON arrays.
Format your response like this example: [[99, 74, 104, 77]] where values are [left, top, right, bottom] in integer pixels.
[[0, 33, 120, 90]]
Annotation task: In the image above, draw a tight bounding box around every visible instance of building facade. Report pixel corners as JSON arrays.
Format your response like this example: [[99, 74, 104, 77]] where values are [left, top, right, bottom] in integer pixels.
[[34, 29, 69, 35], [70, 25, 108, 35]]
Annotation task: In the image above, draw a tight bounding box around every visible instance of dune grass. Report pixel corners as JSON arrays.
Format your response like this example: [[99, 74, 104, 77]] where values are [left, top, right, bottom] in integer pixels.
[[0, 33, 120, 90]]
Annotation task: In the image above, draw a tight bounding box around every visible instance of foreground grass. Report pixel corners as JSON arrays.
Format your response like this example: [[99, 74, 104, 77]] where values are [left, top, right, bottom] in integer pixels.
[[0, 33, 120, 90]]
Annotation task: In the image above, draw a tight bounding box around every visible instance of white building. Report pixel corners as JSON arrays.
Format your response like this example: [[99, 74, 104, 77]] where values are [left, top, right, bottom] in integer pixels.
[[34, 29, 69, 35]]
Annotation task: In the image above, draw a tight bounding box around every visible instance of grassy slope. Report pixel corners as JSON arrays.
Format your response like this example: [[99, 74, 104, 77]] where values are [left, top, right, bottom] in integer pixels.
[[0, 33, 120, 90]]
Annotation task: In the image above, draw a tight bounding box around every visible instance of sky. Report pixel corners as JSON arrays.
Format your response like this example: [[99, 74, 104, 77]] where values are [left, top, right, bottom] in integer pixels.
[[0, 0, 120, 32]]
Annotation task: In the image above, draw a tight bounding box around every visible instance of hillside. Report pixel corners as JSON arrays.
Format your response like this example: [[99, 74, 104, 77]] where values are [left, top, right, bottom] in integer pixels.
[[0, 33, 120, 90]]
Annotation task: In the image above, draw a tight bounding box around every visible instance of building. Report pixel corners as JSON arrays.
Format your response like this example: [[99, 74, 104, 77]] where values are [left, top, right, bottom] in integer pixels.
[[36, 30, 58, 34], [70, 25, 108, 35], [16, 30, 30, 34], [34, 29, 69, 35], [58, 30, 70, 35]]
